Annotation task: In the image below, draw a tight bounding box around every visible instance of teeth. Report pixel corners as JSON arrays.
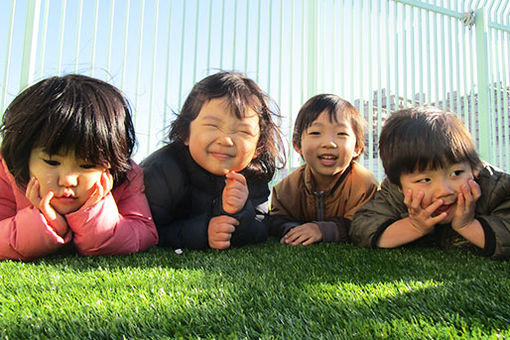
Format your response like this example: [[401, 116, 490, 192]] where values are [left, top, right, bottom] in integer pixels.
[[320, 155, 337, 159]]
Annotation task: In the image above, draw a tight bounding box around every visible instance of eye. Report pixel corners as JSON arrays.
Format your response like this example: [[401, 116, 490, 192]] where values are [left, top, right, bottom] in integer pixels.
[[416, 178, 431, 183], [80, 164, 99, 170], [308, 131, 321, 136], [43, 159, 60, 166], [337, 131, 349, 136], [451, 170, 464, 177]]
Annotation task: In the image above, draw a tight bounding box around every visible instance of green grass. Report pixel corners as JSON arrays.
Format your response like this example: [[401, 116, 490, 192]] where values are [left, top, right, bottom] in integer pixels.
[[1, 239, 509, 339]]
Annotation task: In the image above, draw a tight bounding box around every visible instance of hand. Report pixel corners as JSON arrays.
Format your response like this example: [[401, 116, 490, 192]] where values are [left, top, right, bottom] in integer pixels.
[[80, 170, 114, 211], [451, 179, 481, 231], [25, 177, 68, 236], [208, 215, 238, 249], [404, 189, 447, 235], [281, 223, 323, 246], [222, 171, 248, 214]]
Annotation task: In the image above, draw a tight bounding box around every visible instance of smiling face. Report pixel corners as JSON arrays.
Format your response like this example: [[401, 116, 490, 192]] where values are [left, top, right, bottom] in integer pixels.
[[399, 162, 475, 223], [28, 147, 107, 215], [294, 110, 360, 189], [185, 97, 260, 176]]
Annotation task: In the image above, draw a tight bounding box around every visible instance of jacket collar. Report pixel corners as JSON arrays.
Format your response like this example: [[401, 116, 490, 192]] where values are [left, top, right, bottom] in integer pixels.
[[303, 162, 353, 195]]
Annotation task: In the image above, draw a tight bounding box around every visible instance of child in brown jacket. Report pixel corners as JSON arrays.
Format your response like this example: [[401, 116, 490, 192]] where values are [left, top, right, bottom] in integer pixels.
[[269, 94, 378, 245]]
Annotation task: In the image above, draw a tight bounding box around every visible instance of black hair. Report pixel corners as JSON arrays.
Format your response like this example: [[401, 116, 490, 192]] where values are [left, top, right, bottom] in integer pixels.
[[168, 71, 285, 180], [379, 106, 482, 186], [292, 94, 365, 160], [1, 74, 136, 187]]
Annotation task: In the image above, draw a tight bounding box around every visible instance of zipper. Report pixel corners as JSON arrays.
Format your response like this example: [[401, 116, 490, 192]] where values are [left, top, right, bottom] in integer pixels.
[[314, 191, 324, 221]]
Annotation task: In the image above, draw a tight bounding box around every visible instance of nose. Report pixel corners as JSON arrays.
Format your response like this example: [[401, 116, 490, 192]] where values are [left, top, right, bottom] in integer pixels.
[[58, 170, 78, 187], [435, 178, 455, 199], [321, 138, 337, 149], [217, 133, 234, 146]]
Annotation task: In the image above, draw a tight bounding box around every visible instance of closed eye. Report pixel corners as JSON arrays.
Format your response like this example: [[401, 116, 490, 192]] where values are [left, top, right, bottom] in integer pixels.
[[337, 132, 349, 136], [80, 164, 99, 169], [43, 159, 60, 166], [308, 131, 321, 136]]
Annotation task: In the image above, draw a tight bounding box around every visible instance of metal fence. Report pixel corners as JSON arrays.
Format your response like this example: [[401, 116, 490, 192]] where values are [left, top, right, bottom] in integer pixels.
[[1, 0, 509, 180]]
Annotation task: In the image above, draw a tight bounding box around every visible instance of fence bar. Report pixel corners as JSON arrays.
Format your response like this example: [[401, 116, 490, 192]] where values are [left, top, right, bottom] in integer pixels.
[[395, 0, 463, 19], [89, 0, 98, 76], [73, 0, 83, 73], [475, 7, 491, 161], [163, 0, 173, 127], [20, 0, 40, 89], [147, 0, 159, 154], [1, 0, 16, 113]]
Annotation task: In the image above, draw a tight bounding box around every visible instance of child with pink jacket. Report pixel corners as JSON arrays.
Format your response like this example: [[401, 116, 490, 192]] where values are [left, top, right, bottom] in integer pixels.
[[0, 74, 158, 261]]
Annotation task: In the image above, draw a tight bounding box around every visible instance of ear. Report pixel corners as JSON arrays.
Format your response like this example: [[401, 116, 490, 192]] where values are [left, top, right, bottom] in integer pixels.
[[293, 141, 302, 156]]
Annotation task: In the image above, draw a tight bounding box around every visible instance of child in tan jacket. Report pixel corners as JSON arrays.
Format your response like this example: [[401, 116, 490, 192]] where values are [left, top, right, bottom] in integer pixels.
[[269, 94, 378, 245]]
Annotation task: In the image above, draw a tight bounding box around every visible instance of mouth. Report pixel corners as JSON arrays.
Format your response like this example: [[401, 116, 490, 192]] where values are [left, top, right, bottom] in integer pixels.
[[52, 192, 77, 204], [434, 203, 455, 216], [318, 154, 338, 166], [210, 151, 234, 160]]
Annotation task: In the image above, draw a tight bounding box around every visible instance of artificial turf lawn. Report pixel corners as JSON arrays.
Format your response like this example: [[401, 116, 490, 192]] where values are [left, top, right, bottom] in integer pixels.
[[1, 239, 509, 339]]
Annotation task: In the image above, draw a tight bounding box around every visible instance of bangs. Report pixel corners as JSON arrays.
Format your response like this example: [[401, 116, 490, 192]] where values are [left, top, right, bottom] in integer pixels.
[[390, 132, 473, 176], [380, 107, 482, 185]]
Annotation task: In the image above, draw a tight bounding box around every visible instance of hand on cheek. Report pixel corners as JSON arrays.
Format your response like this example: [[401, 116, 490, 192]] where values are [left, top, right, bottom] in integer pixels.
[[25, 177, 68, 237], [404, 189, 447, 234], [222, 171, 249, 214], [281, 223, 323, 246], [208, 215, 238, 249], [452, 179, 481, 230], [81, 170, 114, 211]]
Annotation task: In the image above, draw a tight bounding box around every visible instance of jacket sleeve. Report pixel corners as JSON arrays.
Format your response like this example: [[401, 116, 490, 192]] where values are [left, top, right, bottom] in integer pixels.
[[213, 183, 269, 247], [0, 174, 70, 261], [475, 171, 510, 259], [350, 179, 406, 248], [268, 185, 302, 238], [66, 164, 158, 256], [143, 155, 211, 250]]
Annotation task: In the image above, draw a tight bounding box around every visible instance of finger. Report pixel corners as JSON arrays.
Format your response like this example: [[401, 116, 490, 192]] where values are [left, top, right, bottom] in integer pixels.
[[410, 191, 425, 211], [217, 223, 236, 234], [225, 171, 247, 186], [81, 183, 101, 210], [428, 211, 448, 225], [211, 240, 230, 250], [215, 215, 239, 225], [290, 234, 309, 246], [403, 189, 413, 207], [424, 198, 444, 216], [215, 232, 233, 241], [459, 183, 473, 210], [302, 237, 317, 246], [284, 230, 302, 244], [468, 179, 481, 201], [40, 191, 57, 220]]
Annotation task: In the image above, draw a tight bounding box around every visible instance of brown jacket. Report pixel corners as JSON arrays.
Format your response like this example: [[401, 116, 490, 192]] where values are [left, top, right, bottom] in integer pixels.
[[269, 161, 378, 242]]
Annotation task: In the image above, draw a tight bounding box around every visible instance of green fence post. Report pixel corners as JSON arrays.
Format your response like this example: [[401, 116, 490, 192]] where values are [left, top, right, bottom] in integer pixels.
[[474, 7, 491, 162], [306, 0, 317, 98], [20, 0, 40, 91]]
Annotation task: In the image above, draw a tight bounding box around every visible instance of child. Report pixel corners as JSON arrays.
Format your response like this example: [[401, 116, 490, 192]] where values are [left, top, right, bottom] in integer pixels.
[[142, 71, 285, 250], [350, 106, 510, 259], [269, 94, 378, 245], [0, 74, 158, 261]]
